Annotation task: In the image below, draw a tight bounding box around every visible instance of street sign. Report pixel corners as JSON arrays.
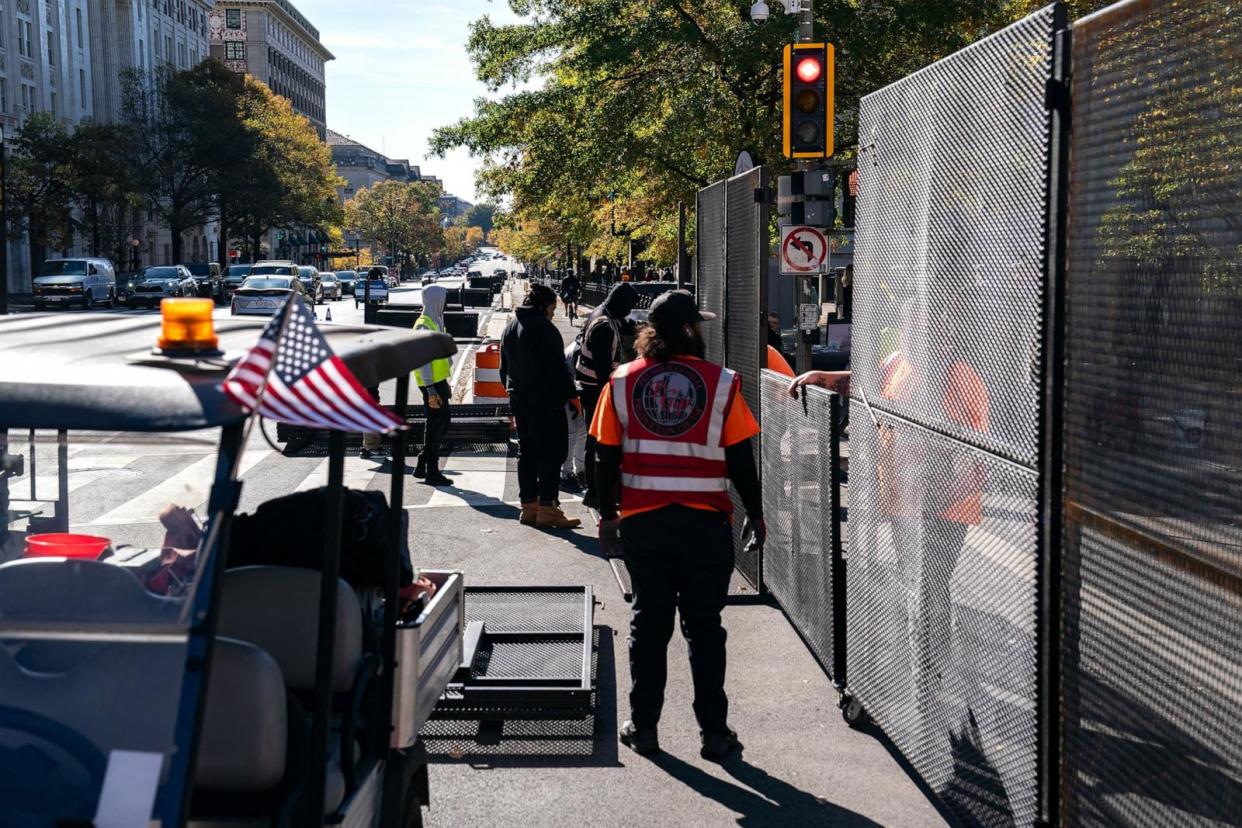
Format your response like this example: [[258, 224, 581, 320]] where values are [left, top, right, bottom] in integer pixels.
[[780, 224, 829, 274], [798, 303, 820, 332]]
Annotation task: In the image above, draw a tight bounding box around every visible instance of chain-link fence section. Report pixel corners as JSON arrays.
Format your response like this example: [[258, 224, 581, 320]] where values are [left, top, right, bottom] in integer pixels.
[[695, 180, 727, 367], [847, 6, 1056, 826], [1060, 1, 1242, 824], [760, 371, 845, 679]]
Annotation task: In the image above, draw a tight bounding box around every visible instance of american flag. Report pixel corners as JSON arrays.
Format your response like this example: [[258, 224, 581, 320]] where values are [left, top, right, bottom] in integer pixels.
[[223, 294, 405, 433]]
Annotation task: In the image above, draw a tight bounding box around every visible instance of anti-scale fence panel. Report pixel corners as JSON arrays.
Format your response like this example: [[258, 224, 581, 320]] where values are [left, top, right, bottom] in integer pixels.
[[759, 370, 845, 679], [695, 180, 727, 367], [1060, 0, 1242, 823], [848, 6, 1056, 826]]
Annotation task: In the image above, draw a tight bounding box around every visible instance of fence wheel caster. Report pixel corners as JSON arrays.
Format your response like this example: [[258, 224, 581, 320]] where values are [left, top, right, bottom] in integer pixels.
[[840, 695, 867, 728]]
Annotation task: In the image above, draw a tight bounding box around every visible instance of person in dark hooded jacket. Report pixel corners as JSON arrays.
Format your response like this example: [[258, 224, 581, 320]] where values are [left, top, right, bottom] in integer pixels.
[[575, 282, 640, 508], [500, 283, 583, 530]]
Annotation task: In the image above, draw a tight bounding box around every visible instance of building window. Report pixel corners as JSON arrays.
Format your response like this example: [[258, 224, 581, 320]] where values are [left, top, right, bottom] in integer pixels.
[[0, 80, 7, 115], [165, 35, 172, 64], [225, 41, 244, 61], [79, 69, 86, 105], [0, 10, 5, 50], [47, 31, 54, 65], [76, 8, 84, 48], [139, 39, 145, 70], [49, 90, 56, 114], [153, 32, 160, 56], [226, 9, 241, 28]]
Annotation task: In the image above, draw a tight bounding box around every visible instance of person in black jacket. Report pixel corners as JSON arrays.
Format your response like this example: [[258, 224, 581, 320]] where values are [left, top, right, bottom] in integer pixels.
[[500, 283, 583, 530], [575, 282, 639, 509]]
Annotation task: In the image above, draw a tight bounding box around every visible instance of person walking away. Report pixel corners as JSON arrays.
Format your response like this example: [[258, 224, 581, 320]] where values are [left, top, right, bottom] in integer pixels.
[[591, 289, 766, 760], [413, 284, 453, 486], [561, 341, 587, 491], [500, 284, 582, 529], [575, 282, 640, 509], [560, 270, 582, 324]]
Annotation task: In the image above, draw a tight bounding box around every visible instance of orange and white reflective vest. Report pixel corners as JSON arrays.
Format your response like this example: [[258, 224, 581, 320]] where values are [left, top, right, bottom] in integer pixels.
[[608, 356, 738, 515]]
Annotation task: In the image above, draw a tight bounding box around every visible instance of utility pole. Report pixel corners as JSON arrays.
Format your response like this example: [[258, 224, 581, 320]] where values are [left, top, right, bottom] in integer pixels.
[[796, 0, 815, 375]]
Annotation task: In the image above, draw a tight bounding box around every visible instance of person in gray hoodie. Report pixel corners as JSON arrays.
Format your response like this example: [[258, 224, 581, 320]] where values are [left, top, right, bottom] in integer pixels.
[[414, 284, 453, 486]]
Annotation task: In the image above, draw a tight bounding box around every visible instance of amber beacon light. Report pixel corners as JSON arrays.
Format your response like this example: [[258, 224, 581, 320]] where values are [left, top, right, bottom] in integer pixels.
[[157, 298, 221, 355], [783, 42, 835, 160]]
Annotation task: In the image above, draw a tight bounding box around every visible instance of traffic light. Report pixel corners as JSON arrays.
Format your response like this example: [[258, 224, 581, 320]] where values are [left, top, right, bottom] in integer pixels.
[[783, 42, 834, 159]]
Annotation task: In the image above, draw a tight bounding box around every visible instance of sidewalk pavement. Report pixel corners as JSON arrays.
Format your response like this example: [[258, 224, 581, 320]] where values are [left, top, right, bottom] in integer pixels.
[[411, 306, 951, 827]]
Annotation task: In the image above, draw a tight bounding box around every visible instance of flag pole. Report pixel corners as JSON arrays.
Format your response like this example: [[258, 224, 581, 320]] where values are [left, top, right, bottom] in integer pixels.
[[236, 293, 300, 461]]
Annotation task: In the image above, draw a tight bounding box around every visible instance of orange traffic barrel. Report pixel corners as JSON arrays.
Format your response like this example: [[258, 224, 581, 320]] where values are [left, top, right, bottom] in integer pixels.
[[473, 340, 508, 403]]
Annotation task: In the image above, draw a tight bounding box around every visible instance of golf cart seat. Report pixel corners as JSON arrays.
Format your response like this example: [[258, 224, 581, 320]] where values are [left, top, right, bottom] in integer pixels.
[[0, 557, 183, 624], [0, 557, 183, 673], [217, 566, 363, 692], [216, 566, 369, 812], [196, 638, 288, 791]]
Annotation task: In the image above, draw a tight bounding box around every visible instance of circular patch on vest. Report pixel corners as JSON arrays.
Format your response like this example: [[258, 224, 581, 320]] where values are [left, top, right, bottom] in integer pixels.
[[632, 362, 708, 437]]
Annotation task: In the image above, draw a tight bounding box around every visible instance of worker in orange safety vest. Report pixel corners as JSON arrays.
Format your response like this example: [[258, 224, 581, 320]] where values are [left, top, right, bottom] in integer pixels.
[[590, 289, 764, 761]]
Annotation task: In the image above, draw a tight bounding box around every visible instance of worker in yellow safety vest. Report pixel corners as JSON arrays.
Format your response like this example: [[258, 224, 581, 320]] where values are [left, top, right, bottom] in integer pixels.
[[413, 283, 453, 486]]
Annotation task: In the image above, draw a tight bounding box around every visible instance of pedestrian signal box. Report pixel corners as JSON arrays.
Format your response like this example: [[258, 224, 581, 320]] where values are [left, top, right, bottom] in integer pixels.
[[783, 43, 834, 160]]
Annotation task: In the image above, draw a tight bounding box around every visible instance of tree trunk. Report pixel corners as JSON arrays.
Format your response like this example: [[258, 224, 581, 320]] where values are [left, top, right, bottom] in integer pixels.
[[88, 198, 102, 257], [217, 195, 228, 266]]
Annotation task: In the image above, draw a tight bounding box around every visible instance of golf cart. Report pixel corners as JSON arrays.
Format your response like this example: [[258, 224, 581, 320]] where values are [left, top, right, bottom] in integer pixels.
[[0, 306, 462, 826]]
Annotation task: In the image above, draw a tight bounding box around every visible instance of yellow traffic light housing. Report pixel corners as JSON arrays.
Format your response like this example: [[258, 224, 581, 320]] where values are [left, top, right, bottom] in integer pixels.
[[783, 42, 835, 160]]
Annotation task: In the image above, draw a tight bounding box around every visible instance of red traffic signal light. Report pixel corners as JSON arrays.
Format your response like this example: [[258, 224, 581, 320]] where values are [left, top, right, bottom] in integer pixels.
[[783, 43, 835, 160]]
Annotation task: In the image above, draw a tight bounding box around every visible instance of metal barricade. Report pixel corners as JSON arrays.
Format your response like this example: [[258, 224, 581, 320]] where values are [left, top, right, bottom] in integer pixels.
[[847, 6, 1058, 826], [759, 370, 846, 681], [1060, 1, 1242, 824], [695, 180, 727, 366]]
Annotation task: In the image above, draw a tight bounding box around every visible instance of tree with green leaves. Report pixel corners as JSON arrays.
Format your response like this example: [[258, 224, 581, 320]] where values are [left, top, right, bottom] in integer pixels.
[[5, 113, 77, 275], [345, 180, 443, 270], [67, 121, 144, 260], [433, 0, 1116, 260], [464, 202, 497, 234]]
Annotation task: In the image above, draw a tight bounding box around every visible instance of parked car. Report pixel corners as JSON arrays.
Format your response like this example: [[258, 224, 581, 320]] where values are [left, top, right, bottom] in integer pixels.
[[115, 272, 140, 302], [126, 266, 198, 309], [296, 265, 323, 304], [230, 275, 306, 316], [32, 258, 117, 310], [224, 264, 253, 299], [335, 270, 357, 295], [319, 271, 342, 301], [185, 262, 225, 303]]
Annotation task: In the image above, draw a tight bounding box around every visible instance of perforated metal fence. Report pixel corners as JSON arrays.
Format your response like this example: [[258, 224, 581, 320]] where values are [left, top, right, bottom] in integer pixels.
[[760, 370, 846, 679], [695, 180, 727, 367], [1060, 1, 1242, 824], [847, 7, 1057, 826]]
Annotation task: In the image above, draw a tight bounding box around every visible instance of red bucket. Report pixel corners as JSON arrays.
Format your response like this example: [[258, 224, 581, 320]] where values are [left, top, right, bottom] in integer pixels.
[[24, 533, 111, 560]]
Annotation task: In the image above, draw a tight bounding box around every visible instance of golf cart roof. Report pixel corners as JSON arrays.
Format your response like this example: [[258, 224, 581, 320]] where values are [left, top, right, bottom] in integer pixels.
[[0, 313, 456, 432]]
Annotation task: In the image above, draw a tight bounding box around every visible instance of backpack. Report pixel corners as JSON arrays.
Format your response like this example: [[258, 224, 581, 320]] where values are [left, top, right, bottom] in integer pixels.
[[228, 487, 414, 588]]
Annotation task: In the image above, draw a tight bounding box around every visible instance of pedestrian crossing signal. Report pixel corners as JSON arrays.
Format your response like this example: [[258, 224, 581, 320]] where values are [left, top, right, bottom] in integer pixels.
[[783, 43, 834, 160]]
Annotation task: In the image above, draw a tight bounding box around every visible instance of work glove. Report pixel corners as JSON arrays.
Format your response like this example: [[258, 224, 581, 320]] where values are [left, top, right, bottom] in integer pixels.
[[598, 518, 623, 559], [745, 516, 767, 555]]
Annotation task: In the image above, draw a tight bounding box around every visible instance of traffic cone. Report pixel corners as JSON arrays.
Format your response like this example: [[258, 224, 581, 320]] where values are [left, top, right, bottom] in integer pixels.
[[325, 307, 332, 322]]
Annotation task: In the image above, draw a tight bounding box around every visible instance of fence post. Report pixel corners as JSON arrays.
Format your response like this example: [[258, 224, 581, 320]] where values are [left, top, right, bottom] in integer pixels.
[[828, 392, 847, 689]]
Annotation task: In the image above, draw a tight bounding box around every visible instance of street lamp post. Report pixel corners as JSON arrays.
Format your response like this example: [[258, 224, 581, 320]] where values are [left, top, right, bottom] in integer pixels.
[[0, 124, 8, 316]]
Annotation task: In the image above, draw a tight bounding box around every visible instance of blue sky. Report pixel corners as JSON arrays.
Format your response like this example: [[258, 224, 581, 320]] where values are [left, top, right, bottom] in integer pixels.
[[297, 0, 525, 203]]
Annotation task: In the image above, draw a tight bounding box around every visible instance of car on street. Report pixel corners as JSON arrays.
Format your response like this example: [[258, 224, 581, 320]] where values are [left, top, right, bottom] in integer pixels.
[[185, 262, 225, 303], [319, 271, 342, 300], [230, 275, 307, 316], [295, 265, 323, 304], [335, 270, 357, 295], [224, 264, 253, 299], [32, 257, 117, 310], [126, 266, 199, 309]]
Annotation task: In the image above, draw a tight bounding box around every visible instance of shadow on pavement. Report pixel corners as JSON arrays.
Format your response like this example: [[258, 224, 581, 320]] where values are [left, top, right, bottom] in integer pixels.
[[648, 750, 883, 827]]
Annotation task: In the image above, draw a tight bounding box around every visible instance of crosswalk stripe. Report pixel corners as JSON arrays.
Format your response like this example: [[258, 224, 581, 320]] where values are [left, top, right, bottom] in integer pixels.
[[424, 455, 509, 508], [92, 448, 270, 525], [293, 455, 382, 494]]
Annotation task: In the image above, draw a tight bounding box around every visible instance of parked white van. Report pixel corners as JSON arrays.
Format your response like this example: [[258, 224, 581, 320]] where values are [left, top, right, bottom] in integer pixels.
[[32, 258, 117, 310]]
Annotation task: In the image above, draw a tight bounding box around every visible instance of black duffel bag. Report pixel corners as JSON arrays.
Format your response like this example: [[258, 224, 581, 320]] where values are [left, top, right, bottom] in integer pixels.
[[228, 487, 413, 588]]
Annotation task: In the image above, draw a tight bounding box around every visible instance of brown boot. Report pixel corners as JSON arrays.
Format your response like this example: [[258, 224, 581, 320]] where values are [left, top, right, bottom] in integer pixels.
[[536, 504, 582, 530], [519, 501, 539, 526]]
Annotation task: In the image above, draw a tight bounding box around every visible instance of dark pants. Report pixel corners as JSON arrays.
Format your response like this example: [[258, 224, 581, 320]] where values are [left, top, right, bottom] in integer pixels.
[[580, 385, 602, 499], [623, 505, 734, 734], [418, 380, 451, 468], [513, 399, 569, 504]]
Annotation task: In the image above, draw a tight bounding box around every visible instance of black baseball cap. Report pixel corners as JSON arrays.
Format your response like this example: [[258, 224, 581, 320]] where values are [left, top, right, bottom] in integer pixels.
[[648, 289, 716, 327]]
